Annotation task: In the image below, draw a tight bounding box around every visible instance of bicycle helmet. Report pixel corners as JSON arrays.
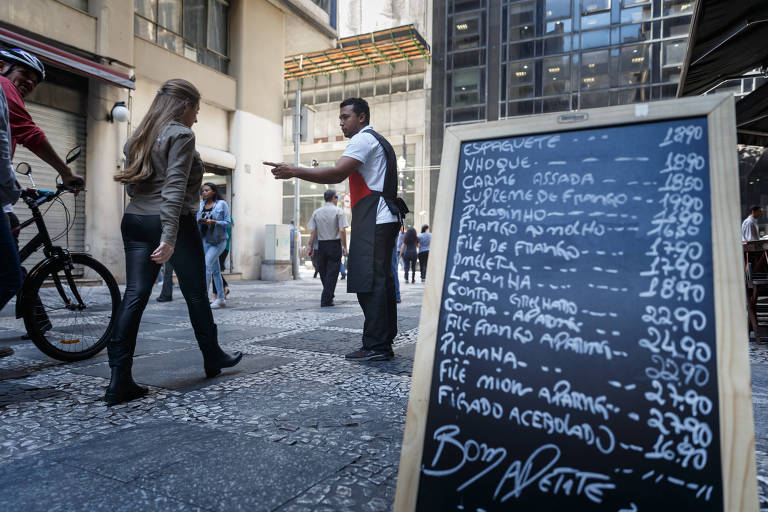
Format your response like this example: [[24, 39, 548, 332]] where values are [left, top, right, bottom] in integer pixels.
[[0, 49, 45, 81]]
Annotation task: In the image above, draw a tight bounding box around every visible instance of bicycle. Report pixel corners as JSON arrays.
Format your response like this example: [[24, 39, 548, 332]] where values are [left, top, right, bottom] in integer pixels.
[[11, 147, 120, 361]]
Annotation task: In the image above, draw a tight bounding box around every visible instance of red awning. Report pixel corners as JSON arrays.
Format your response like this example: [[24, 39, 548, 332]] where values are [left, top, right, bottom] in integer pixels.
[[0, 27, 134, 90]]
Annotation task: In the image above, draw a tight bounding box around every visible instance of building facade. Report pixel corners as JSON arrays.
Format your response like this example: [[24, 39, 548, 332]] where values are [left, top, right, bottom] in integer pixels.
[[431, 0, 695, 211], [281, 20, 432, 242], [2, 0, 336, 281]]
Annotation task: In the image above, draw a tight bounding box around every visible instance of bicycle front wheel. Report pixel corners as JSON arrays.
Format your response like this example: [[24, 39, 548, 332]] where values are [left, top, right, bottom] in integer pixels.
[[22, 253, 120, 361]]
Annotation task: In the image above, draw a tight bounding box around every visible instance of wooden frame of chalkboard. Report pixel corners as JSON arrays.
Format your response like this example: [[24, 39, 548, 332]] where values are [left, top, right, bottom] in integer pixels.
[[394, 93, 758, 512]]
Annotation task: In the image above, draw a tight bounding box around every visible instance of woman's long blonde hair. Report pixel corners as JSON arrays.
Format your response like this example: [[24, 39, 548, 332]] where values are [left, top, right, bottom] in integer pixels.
[[115, 78, 200, 184]]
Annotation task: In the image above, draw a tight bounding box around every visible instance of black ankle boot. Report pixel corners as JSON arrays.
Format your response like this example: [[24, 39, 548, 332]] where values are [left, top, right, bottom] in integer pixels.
[[205, 350, 243, 378], [199, 324, 243, 378], [104, 367, 148, 406]]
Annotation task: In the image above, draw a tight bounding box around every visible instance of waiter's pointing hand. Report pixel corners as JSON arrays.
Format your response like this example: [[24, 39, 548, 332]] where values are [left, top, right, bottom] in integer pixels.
[[264, 161, 295, 180]]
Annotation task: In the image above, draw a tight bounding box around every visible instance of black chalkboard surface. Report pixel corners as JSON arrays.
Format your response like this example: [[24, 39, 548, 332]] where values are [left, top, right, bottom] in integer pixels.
[[395, 96, 758, 512]]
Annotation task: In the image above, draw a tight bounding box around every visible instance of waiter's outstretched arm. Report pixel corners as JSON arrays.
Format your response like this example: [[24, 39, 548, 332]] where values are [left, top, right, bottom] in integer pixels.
[[264, 156, 359, 184]]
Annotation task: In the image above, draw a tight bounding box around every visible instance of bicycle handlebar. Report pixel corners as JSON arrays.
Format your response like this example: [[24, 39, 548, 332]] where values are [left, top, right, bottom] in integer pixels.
[[21, 184, 85, 206]]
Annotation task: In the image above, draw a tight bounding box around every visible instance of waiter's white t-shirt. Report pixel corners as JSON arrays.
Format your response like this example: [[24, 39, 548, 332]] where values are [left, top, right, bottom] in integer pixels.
[[342, 125, 398, 225]]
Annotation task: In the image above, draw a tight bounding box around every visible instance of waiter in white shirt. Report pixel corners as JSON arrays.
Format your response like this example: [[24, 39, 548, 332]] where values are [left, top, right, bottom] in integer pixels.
[[266, 97, 403, 362], [742, 205, 762, 242]]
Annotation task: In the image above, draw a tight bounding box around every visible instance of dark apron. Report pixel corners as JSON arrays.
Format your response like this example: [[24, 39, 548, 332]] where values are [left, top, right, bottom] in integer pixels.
[[346, 193, 379, 293]]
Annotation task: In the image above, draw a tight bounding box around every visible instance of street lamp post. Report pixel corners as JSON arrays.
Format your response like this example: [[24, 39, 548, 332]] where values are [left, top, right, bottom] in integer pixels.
[[292, 89, 301, 279]]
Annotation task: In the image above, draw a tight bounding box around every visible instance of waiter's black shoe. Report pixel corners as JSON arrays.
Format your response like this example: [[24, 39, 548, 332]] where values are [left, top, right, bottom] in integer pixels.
[[344, 348, 394, 361], [156, 296, 172, 302], [321, 302, 335, 307], [0, 347, 14, 358]]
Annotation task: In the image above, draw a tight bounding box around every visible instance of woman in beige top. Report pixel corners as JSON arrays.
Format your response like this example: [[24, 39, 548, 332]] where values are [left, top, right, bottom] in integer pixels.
[[105, 78, 241, 406]]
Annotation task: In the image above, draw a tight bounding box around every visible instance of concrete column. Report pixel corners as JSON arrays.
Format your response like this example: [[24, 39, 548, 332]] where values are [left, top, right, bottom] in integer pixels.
[[228, 0, 287, 279], [84, 80, 130, 282]]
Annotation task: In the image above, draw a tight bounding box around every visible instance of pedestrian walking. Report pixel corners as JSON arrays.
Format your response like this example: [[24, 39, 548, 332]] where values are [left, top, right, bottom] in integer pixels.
[[307, 189, 349, 307], [213, 222, 231, 299], [106, 78, 241, 406], [400, 227, 418, 284], [417, 224, 431, 282], [266, 97, 407, 361], [156, 261, 174, 301], [197, 182, 230, 309]]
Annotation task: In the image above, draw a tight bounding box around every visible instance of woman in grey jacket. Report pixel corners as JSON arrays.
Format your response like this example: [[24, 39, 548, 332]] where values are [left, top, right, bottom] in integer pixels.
[[106, 78, 241, 406], [197, 182, 230, 308]]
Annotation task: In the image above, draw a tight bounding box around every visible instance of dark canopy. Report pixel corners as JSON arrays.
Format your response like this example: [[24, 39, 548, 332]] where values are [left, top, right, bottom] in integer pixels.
[[678, 0, 768, 145]]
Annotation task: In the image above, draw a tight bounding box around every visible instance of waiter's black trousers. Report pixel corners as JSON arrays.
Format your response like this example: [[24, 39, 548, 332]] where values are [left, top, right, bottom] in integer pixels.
[[357, 222, 399, 352], [317, 239, 342, 306]]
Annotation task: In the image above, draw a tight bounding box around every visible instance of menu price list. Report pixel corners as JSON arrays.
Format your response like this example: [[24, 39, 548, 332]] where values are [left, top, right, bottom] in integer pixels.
[[415, 118, 722, 511]]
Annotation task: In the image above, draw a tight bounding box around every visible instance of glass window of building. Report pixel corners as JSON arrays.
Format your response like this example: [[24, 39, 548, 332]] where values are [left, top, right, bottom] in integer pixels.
[[581, 11, 611, 30], [663, 0, 694, 16], [509, 61, 534, 99], [619, 44, 650, 85], [582, 0, 610, 14], [544, 0, 571, 20], [581, 29, 610, 49], [452, 12, 484, 50], [580, 50, 610, 90], [450, 69, 483, 106], [134, 0, 230, 74], [663, 39, 687, 66], [621, 3, 652, 23], [542, 56, 571, 95]]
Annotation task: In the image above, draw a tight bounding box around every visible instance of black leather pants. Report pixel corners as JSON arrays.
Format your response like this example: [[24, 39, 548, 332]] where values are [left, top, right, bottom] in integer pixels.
[[108, 214, 219, 369]]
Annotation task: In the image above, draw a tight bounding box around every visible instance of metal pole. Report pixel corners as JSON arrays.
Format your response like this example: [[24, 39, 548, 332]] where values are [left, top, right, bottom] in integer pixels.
[[292, 89, 301, 279]]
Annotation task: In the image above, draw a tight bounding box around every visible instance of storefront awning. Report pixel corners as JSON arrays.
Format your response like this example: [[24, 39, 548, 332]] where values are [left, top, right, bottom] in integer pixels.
[[678, 0, 768, 145], [198, 145, 236, 170], [0, 27, 134, 90]]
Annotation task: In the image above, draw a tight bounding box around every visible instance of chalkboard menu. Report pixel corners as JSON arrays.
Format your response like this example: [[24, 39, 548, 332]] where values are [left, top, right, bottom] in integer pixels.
[[395, 97, 758, 512]]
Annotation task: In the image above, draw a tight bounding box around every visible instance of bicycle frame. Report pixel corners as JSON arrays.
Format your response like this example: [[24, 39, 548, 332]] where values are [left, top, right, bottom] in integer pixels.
[[13, 190, 86, 319]]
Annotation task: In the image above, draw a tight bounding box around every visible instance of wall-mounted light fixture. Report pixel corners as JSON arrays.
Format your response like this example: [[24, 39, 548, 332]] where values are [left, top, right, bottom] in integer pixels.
[[109, 101, 130, 123]]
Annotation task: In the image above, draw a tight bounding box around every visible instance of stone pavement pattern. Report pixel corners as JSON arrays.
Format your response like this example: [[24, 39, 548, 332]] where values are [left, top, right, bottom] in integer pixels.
[[1, 272, 768, 511]]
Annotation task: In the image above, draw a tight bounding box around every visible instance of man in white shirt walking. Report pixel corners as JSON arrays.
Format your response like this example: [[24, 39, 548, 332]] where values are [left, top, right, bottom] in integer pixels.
[[265, 97, 405, 361], [742, 205, 762, 242], [307, 189, 348, 307]]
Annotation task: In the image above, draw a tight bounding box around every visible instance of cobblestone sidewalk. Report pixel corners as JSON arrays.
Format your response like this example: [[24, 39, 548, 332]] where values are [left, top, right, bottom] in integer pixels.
[[0, 271, 424, 511], [2, 271, 768, 511]]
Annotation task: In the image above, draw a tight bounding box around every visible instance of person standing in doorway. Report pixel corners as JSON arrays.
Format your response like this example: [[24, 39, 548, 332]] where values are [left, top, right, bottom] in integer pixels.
[[197, 182, 230, 309], [266, 97, 405, 361], [307, 189, 348, 307], [399, 227, 418, 284], [107, 79, 241, 406], [742, 205, 762, 242], [417, 224, 431, 282]]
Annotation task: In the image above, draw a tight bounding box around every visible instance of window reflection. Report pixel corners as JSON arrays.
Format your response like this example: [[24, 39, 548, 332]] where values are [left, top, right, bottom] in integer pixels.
[[581, 29, 610, 49], [580, 50, 610, 89], [619, 45, 650, 85], [453, 13, 483, 50], [582, 0, 610, 14], [542, 56, 570, 95], [545, 0, 571, 20], [663, 39, 687, 66], [451, 69, 483, 106]]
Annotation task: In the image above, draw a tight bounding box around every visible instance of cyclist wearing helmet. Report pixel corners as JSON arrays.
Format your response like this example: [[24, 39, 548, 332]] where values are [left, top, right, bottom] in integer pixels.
[[0, 79, 21, 358], [0, 49, 83, 190]]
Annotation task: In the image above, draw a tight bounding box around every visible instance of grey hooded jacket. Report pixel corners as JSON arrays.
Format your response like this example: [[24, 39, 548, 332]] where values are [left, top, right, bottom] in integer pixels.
[[124, 121, 203, 247], [0, 85, 20, 208]]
